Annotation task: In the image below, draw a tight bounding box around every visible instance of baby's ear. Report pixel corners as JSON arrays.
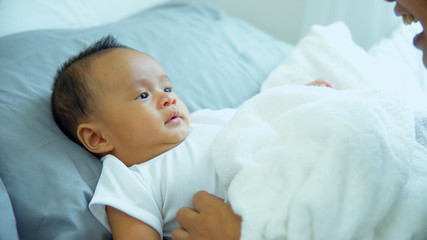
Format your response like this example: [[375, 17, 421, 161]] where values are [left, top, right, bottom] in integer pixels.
[[77, 123, 113, 154]]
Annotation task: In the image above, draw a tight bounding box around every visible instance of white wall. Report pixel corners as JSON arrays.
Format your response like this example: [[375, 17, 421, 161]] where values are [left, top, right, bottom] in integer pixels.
[[197, 0, 401, 49]]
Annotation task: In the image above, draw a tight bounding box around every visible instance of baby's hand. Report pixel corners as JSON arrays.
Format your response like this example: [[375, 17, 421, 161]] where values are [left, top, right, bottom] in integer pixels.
[[305, 79, 334, 88]]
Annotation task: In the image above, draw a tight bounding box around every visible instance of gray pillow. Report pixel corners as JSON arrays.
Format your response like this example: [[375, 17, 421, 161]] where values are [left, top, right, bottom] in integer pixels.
[[0, 1, 293, 239], [0, 178, 19, 240]]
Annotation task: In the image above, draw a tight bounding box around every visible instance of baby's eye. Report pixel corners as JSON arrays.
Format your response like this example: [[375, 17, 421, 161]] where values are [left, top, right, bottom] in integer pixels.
[[136, 92, 149, 100], [164, 87, 173, 93]]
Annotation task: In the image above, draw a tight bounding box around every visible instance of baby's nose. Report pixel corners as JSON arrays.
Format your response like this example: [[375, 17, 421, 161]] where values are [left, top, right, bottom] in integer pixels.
[[160, 93, 176, 108]]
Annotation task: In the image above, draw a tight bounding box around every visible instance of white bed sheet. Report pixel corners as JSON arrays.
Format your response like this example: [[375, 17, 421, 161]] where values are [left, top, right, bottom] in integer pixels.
[[369, 23, 427, 93]]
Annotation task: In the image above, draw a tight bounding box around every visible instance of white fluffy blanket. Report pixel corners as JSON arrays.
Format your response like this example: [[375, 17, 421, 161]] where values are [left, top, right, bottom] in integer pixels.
[[211, 23, 427, 240]]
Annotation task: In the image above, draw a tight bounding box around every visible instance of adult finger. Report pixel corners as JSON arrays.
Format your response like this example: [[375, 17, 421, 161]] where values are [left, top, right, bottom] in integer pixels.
[[192, 191, 224, 211], [171, 227, 190, 240], [176, 207, 199, 230]]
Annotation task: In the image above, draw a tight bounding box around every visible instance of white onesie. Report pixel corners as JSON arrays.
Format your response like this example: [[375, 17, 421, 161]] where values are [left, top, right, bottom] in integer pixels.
[[89, 109, 235, 239]]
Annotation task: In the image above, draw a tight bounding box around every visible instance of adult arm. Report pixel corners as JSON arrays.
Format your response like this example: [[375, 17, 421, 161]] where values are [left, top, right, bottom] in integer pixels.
[[106, 206, 160, 240], [172, 191, 242, 240]]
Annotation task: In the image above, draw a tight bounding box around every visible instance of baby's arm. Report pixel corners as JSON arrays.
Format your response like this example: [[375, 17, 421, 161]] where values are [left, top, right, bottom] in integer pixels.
[[107, 206, 160, 240]]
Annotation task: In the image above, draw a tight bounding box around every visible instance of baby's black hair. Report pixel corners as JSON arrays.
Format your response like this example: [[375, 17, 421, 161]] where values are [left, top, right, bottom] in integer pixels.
[[51, 35, 131, 146]]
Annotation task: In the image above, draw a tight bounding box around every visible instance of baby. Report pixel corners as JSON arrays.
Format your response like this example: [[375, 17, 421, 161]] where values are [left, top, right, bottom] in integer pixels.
[[51, 35, 233, 239], [51, 35, 332, 240]]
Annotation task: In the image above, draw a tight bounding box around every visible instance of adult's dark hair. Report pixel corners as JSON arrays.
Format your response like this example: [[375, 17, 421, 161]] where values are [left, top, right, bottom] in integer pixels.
[[51, 35, 130, 146]]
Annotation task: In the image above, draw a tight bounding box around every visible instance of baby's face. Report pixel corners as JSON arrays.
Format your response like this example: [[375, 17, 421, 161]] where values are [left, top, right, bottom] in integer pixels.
[[89, 48, 190, 166]]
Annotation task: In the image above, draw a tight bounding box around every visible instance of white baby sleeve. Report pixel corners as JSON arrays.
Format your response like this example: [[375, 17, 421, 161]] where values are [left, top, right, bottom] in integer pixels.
[[88, 155, 164, 238]]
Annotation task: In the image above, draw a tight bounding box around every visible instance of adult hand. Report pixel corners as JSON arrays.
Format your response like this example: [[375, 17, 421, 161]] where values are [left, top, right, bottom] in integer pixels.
[[172, 191, 242, 240]]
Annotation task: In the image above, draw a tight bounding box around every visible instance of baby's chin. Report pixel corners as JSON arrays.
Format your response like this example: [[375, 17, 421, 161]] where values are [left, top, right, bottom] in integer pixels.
[[169, 125, 191, 146]]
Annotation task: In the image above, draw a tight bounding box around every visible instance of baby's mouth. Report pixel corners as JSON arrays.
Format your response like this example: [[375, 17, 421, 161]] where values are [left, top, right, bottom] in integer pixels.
[[165, 111, 180, 125], [403, 14, 418, 25]]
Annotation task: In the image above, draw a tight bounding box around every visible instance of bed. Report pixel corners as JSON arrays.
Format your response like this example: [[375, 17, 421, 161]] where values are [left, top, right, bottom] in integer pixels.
[[0, 0, 292, 239], [1, 0, 426, 239]]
